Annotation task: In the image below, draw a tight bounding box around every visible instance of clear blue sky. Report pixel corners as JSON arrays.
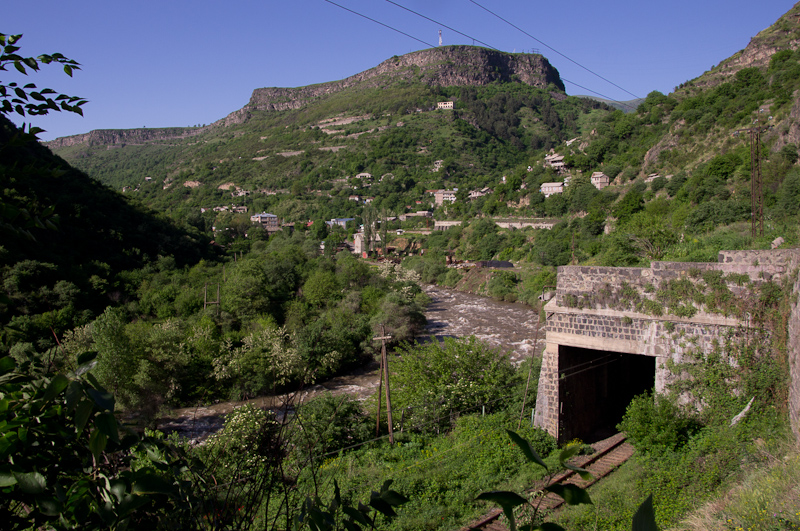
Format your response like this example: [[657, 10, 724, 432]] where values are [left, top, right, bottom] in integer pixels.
[[5, 0, 796, 140]]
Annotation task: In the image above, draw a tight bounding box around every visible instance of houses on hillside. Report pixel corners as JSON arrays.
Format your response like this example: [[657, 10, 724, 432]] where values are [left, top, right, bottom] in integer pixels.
[[540, 182, 564, 198], [590, 172, 610, 189], [544, 153, 565, 173], [433, 189, 458, 205]]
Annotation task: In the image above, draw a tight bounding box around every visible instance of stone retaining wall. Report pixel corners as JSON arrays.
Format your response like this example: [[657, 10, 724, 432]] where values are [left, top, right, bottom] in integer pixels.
[[535, 248, 800, 443]]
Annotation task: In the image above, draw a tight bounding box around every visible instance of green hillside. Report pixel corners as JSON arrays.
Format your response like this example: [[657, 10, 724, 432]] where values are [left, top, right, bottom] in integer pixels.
[[48, 33, 800, 270]]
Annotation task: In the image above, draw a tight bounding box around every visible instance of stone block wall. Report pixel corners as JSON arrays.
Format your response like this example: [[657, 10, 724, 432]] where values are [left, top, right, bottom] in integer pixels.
[[536, 248, 800, 443]]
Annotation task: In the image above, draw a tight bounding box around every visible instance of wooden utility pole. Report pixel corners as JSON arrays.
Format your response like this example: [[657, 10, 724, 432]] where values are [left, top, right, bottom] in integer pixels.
[[203, 283, 220, 310], [372, 325, 394, 444]]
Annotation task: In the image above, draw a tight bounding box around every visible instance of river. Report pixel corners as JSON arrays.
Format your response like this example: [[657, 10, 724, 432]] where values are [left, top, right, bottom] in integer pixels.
[[158, 285, 546, 441]]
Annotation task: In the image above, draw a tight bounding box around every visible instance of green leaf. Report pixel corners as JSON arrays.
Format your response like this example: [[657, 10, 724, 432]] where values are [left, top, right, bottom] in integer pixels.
[[89, 428, 108, 459], [563, 462, 593, 481], [132, 473, 174, 494], [64, 64, 73, 77], [110, 479, 127, 503], [476, 490, 527, 531], [544, 484, 592, 506], [37, 497, 62, 516], [632, 494, 658, 531], [0, 356, 15, 374], [507, 430, 548, 471], [343, 506, 371, 527], [42, 374, 70, 403], [77, 350, 97, 365], [87, 388, 115, 412], [118, 494, 150, 516], [0, 471, 18, 487], [328, 479, 341, 513], [74, 399, 94, 436], [95, 411, 120, 444], [64, 381, 83, 412], [380, 489, 409, 506], [343, 520, 362, 531], [0, 433, 19, 458], [368, 496, 397, 518], [13, 471, 46, 494], [558, 445, 580, 464]]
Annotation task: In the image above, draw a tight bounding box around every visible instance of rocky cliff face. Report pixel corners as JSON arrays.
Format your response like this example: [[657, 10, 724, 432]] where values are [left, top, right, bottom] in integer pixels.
[[45, 126, 210, 149], [687, 3, 800, 90], [244, 46, 563, 113], [46, 46, 563, 146]]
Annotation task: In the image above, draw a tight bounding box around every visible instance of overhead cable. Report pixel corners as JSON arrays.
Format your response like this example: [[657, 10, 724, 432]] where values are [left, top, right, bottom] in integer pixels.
[[466, 0, 641, 100], [324, 0, 637, 111], [323, 0, 436, 48], [384, 0, 498, 50]]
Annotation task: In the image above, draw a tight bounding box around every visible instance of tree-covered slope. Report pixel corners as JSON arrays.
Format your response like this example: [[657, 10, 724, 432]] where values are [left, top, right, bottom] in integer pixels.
[[0, 115, 219, 346]]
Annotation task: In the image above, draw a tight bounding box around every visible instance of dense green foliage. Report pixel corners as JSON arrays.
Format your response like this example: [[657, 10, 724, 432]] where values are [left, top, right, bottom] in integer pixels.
[[391, 336, 521, 432], [0, 353, 204, 530]]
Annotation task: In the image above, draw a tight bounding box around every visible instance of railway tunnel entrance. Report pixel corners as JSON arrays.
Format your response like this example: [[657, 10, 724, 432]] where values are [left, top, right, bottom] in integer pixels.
[[558, 345, 655, 443]]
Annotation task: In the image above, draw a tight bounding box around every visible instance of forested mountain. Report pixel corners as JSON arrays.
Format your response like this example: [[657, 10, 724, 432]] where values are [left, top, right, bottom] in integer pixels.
[[45, 46, 604, 224], [45, 7, 800, 263], [0, 115, 219, 347]]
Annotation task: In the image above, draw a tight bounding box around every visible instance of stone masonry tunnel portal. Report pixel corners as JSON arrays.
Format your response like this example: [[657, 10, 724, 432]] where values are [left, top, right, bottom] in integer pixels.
[[558, 345, 655, 443], [533, 249, 800, 444]]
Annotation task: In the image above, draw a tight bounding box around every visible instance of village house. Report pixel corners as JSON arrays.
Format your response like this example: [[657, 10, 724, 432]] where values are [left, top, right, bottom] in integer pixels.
[[540, 182, 564, 198], [468, 187, 493, 200], [399, 210, 432, 221], [326, 218, 356, 229], [348, 195, 361, 201], [544, 153, 566, 173], [590, 172, 610, 190], [250, 212, 279, 231], [437, 101, 454, 110], [434, 189, 458, 205]]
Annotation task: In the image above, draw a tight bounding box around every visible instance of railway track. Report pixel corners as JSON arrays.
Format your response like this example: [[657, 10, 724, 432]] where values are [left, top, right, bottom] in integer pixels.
[[461, 433, 635, 531]]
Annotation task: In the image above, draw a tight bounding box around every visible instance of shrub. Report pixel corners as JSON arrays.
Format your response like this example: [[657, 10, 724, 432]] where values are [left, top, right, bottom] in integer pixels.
[[292, 394, 373, 459], [392, 337, 520, 433], [618, 393, 701, 457]]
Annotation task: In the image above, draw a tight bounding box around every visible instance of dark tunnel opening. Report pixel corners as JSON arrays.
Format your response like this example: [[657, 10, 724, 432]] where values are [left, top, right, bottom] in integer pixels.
[[558, 345, 656, 443]]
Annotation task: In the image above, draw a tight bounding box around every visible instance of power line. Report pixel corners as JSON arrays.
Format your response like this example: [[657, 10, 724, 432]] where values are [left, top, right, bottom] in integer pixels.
[[327, 0, 639, 112], [323, 0, 436, 48], [559, 77, 638, 112], [384, 0, 498, 50], [466, 0, 641, 101]]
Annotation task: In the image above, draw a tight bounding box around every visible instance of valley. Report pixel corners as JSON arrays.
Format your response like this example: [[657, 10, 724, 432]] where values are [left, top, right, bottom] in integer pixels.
[[3, 5, 800, 529], [160, 284, 545, 442]]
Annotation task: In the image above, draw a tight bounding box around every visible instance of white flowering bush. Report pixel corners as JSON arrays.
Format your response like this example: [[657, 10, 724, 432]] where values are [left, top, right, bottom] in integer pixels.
[[391, 336, 520, 433], [199, 404, 281, 483], [213, 325, 304, 399]]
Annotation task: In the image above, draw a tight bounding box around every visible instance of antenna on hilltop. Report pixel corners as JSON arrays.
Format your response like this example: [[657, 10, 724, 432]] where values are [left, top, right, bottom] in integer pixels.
[[439, 29, 442, 46]]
